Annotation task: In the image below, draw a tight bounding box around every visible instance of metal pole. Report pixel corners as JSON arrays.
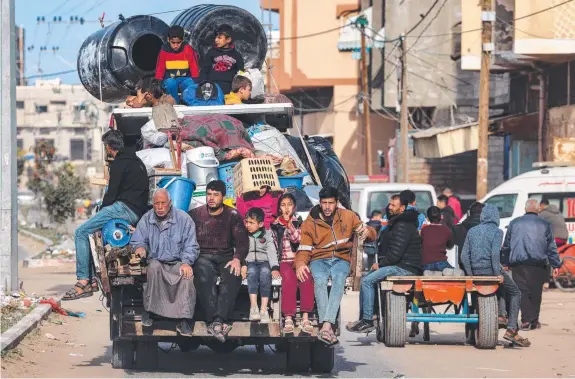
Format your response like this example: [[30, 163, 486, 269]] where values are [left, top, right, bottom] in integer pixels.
[[537, 71, 546, 162], [18, 25, 23, 86], [477, 0, 493, 199], [361, 26, 373, 175], [399, 35, 409, 183], [1, 0, 19, 292]]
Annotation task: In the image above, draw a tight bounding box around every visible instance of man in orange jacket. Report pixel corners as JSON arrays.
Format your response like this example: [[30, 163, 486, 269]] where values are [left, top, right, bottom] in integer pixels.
[[295, 186, 376, 346]]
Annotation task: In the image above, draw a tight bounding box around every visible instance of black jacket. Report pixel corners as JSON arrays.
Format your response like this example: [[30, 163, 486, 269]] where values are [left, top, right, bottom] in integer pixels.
[[452, 212, 481, 267], [378, 209, 422, 274], [101, 149, 149, 218], [200, 45, 245, 89], [441, 206, 456, 227]]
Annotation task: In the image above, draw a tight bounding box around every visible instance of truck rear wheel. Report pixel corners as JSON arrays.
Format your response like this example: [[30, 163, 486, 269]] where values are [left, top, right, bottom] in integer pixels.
[[383, 291, 407, 348], [310, 341, 334, 373], [475, 295, 498, 349], [111, 340, 134, 369], [285, 341, 310, 373], [135, 341, 158, 370]]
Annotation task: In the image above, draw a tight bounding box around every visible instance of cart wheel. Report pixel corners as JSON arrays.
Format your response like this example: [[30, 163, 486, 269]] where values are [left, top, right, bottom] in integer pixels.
[[111, 340, 134, 369], [310, 341, 335, 373], [475, 294, 498, 349], [135, 341, 158, 370], [383, 291, 407, 348], [285, 341, 311, 373]]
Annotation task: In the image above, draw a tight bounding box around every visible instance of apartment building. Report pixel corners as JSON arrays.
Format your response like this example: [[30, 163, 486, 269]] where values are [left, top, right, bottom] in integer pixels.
[[261, 0, 396, 175], [16, 79, 113, 163]]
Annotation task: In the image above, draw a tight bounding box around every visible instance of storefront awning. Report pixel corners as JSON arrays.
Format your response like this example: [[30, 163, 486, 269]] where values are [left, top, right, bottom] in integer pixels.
[[337, 7, 385, 52]]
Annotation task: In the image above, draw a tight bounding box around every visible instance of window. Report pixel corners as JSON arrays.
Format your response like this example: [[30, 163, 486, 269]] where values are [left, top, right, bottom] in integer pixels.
[[367, 191, 433, 217], [35, 105, 48, 113], [39, 128, 52, 135], [528, 192, 575, 222], [16, 101, 24, 109], [350, 191, 361, 216], [70, 139, 85, 161], [50, 100, 66, 106], [484, 194, 518, 218]]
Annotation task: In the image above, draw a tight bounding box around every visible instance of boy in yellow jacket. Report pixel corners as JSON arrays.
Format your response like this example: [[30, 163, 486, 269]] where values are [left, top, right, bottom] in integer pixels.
[[294, 186, 376, 346], [224, 75, 252, 105]]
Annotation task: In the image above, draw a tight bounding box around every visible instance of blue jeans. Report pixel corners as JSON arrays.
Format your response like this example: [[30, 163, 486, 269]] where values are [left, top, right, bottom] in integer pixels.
[[360, 265, 414, 320], [163, 77, 195, 104], [310, 257, 350, 324], [75, 202, 139, 280], [247, 261, 272, 298], [423, 260, 453, 271]]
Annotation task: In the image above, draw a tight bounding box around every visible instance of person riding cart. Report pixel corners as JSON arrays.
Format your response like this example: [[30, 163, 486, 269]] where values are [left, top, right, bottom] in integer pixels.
[[63, 130, 149, 301]]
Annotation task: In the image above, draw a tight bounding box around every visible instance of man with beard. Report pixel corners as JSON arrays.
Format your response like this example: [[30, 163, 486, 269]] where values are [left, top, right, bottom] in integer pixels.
[[189, 180, 249, 343], [130, 189, 200, 335], [347, 190, 422, 334], [295, 186, 376, 346]]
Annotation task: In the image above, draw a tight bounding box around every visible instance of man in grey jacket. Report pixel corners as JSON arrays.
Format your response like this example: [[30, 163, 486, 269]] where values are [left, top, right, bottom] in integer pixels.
[[539, 199, 569, 247], [461, 204, 530, 346], [501, 198, 562, 331], [131, 189, 200, 336]]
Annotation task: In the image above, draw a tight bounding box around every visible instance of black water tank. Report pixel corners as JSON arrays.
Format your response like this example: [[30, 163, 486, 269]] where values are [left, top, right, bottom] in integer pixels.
[[172, 5, 268, 70], [77, 15, 168, 104]]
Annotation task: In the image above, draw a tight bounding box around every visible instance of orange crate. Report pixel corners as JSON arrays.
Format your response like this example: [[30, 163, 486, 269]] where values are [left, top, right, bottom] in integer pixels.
[[233, 158, 281, 195]]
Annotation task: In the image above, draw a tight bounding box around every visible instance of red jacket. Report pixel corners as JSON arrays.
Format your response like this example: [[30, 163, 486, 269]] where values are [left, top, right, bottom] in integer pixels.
[[236, 192, 280, 229], [448, 196, 462, 223], [155, 43, 199, 80]]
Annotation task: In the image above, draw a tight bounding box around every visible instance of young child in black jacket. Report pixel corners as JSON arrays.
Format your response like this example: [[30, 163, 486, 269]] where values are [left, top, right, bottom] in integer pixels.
[[200, 24, 245, 95]]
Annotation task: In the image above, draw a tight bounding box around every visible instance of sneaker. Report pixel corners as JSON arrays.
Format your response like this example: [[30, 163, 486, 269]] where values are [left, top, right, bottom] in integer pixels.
[[260, 310, 270, 324], [346, 320, 375, 333], [249, 307, 261, 321], [142, 311, 153, 327], [177, 320, 193, 336]]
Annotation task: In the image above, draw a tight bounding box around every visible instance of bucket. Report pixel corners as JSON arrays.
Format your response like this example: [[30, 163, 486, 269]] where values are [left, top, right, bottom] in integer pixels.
[[278, 173, 308, 190], [185, 147, 219, 186], [189, 185, 207, 210], [217, 162, 239, 199], [157, 177, 197, 211]]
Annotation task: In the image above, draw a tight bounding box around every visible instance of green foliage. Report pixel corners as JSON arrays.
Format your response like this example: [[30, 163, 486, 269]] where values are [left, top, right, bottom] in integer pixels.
[[42, 163, 89, 224]]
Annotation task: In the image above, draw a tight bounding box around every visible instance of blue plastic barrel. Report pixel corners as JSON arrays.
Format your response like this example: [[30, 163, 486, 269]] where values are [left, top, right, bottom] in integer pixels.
[[217, 162, 239, 199], [157, 177, 197, 211], [278, 173, 308, 189]]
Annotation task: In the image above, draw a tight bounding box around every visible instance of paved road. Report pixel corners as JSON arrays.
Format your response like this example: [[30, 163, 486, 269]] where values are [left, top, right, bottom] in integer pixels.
[[2, 264, 575, 378]]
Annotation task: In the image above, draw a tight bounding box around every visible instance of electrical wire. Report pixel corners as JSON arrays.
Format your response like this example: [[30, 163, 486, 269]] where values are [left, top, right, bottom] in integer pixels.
[[44, 0, 72, 16], [405, 0, 440, 36], [405, 0, 449, 53]]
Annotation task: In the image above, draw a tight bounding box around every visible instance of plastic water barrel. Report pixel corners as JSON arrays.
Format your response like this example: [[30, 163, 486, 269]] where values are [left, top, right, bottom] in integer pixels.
[[157, 177, 197, 212], [77, 15, 169, 104], [171, 5, 268, 70]]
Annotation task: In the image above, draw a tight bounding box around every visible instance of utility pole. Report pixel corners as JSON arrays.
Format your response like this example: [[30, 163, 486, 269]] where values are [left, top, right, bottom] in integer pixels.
[[477, 0, 493, 199], [1, 0, 18, 292], [399, 35, 410, 183], [18, 25, 24, 86], [358, 16, 372, 175]]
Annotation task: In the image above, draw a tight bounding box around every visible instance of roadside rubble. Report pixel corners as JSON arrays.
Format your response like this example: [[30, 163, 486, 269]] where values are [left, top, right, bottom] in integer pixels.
[[36, 236, 76, 260], [0, 292, 42, 334]]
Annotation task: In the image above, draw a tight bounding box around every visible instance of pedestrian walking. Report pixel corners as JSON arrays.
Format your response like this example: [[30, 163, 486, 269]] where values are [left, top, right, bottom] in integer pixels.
[[501, 198, 562, 331]]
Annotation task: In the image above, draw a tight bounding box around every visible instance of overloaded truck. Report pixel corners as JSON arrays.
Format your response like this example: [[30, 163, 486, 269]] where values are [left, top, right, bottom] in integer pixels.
[[79, 5, 354, 373]]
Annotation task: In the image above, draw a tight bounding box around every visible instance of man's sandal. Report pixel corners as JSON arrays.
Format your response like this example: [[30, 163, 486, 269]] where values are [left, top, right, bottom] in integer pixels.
[[283, 318, 295, 335], [318, 330, 333, 346], [301, 319, 313, 335], [207, 322, 226, 343], [91, 279, 99, 293], [222, 323, 233, 337], [503, 330, 531, 347], [62, 282, 93, 301], [328, 329, 339, 346]]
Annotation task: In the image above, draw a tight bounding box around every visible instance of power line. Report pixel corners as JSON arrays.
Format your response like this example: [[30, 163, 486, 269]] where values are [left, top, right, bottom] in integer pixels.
[[405, 0, 449, 53], [405, 0, 440, 35], [515, 0, 574, 20], [44, 0, 72, 17], [25, 69, 77, 80]]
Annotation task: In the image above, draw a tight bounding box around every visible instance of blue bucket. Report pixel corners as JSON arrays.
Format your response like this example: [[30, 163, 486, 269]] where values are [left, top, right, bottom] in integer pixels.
[[279, 173, 308, 189], [157, 177, 197, 211], [217, 162, 239, 199]]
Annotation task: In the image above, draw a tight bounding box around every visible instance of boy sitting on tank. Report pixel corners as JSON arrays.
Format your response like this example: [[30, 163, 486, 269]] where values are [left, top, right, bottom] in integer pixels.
[[199, 24, 245, 95], [224, 75, 252, 105], [155, 25, 200, 105]]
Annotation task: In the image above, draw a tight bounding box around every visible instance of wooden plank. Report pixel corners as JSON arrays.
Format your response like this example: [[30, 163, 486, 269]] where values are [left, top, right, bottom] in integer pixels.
[[385, 276, 502, 282], [90, 177, 108, 186], [95, 232, 111, 294]]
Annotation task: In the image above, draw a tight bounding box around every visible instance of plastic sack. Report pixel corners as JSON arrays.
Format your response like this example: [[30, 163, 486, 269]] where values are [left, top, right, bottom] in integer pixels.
[[136, 148, 188, 177], [238, 69, 265, 99], [141, 120, 168, 147], [285, 135, 351, 209], [182, 81, 225, 106], [286, 187, 315, 213], [248, 124, 307, 172]]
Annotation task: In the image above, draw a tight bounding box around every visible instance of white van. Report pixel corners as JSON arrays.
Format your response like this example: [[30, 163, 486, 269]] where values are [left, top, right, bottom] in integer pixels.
[[350, 183, 438, 221], [472, 162, 575, 243]]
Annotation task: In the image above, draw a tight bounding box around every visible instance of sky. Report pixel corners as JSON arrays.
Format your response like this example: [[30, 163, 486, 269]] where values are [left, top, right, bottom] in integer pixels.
[[16, 0, 279, 85]]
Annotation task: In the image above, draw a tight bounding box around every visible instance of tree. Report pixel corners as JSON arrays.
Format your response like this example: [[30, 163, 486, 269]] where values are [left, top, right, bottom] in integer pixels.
[[42, 163, 89, 224]]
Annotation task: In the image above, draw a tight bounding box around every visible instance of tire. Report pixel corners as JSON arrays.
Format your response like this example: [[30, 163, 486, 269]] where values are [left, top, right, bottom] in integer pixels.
[[111, 340, 134, 369], [285, 341, 310, 373], [135, 341, 158, 370], [475, 295, 498, 349], [383, 291, 407, 348], [310, 341, 335, 373]]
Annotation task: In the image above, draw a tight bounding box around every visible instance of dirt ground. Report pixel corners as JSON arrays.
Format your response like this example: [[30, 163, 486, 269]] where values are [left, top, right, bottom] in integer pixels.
[[2, 263, 575, 378]]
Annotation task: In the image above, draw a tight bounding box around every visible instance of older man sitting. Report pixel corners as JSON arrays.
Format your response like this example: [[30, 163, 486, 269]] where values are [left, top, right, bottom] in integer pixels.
[[130, 189, 200, 336]]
